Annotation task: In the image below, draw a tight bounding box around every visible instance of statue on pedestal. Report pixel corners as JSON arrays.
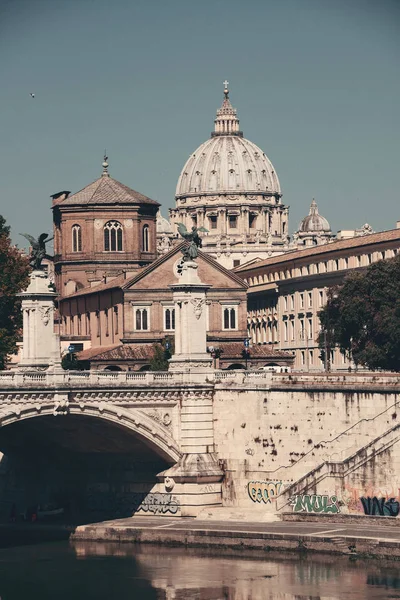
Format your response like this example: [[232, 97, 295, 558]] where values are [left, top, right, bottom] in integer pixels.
[[19, 233, 53, 270], [177, 223, 208, 261]]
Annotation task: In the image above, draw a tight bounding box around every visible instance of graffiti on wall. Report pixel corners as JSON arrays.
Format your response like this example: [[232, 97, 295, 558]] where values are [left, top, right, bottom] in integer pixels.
[[86, 491, 180, 515], [248, 481, 282, 504], [290, 494, 340, 514], [360, 497, 399, 517], [337, 484, 400, 517], [136, 492, 180, 515]]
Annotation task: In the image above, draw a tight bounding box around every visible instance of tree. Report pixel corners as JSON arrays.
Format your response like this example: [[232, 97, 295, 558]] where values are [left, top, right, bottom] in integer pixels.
[[318, 255, 400, 372], [149, 337, 174, 371], [61, 353, 88, 371], [0, 216, 30, 369]]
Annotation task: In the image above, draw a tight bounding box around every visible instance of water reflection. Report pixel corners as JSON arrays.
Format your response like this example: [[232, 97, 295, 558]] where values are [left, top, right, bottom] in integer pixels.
[[0, 540, 399, 600]]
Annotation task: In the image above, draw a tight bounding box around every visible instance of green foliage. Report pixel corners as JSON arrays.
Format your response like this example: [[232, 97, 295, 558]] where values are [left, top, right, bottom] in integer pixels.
[[149, 337, 174, 371], [318, 255, 400, 372], [0, 216, 30, 369], [61, 353, 87, 370]]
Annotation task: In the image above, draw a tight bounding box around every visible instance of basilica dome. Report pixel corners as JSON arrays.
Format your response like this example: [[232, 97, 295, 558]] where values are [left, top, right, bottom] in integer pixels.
[[299, 199, 331, 233], [175, 87, 281, 199]]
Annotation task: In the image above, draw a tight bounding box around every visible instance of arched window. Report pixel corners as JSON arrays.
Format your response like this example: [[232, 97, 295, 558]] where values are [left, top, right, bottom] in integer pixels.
[[223, 307, 237, 330], [104, 221, 123, 252], [142, 225, 150, 252], [164, 308, 175, 331], [72, 224, 82, 252]]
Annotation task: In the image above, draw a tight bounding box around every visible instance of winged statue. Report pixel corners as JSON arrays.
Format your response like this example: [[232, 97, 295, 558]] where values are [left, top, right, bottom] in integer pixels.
[[177, 223, 208, 261], [20, 232, 53, 270]]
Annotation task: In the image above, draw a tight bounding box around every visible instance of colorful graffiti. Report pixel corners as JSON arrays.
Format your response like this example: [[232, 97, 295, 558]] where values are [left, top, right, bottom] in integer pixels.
[[361, 497, 399, 517], [290, 494, 340, 514], [337, 483, 400, 516], [248, 481, 282, 504], [137, 492, 180, 515]]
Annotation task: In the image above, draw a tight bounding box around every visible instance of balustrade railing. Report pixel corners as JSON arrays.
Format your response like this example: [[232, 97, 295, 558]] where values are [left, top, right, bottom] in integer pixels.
[[0, 369, 396, 390]]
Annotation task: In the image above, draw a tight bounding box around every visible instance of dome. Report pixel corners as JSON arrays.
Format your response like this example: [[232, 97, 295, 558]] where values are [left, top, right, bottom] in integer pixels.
[[299, 199, 331, 233], [175, 85, 281, 199], [156, 210, 173, 234]]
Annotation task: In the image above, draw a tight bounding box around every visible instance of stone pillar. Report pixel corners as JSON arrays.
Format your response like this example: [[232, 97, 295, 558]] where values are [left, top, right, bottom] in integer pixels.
[[18, 270, 61, 370], [168, 261, 212, 372]]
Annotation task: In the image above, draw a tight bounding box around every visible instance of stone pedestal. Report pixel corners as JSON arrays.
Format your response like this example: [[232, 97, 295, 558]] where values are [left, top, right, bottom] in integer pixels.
[[18, 270, 61, 370], [156, 259, 223, 516], [168, 260, 212, 372]]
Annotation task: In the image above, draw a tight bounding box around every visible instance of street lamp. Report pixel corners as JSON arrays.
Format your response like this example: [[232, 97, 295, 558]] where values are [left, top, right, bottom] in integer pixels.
[[243, 338, 250, 370]]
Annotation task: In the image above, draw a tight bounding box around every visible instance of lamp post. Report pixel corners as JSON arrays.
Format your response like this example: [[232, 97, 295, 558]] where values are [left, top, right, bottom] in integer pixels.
[[243, 338, 250, 370]]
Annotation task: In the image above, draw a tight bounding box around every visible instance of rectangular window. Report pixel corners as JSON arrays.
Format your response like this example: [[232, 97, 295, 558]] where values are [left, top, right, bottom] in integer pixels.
[[222, 306, 238, 330], [299, 318, 305, 339], [290, 295, 295, 310], [284, 321, 288, 342], [96, 311, 100, 337], [114, 307, 119, 335], [164, 307, 175, 331], [249, 213, 257, 229], [105, 309, 109, 336], [228, 215, 237, 229], [308, 292, 312, 307], [86, 312, 91, 336], [233, 259, 240, 268], [290, 319, 295, 341], [319, 290, 324, 307], [308, 317, 313, 340], [134, 307, 150, 331], [309, 349, 314, 365], [209, 215, 217, 229], [284, 296, 288, 311], [300, 350, 305, 366], [300, 293, 304, 309]]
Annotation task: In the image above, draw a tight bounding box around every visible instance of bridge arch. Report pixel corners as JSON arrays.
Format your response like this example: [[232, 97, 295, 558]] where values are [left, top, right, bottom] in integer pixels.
[[0, 402, 181, 463]]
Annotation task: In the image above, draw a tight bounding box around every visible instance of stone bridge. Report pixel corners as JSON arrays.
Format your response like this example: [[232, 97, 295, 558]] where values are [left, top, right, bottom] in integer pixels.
[[1, 369, 400, 520]]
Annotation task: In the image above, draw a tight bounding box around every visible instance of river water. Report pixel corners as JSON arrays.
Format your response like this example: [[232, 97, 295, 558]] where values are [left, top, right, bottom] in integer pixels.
[[0, 541, 399, 600]]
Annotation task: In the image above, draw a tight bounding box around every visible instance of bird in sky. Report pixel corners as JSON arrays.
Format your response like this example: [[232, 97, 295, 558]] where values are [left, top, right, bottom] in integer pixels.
[[30, 93, 35, 98]]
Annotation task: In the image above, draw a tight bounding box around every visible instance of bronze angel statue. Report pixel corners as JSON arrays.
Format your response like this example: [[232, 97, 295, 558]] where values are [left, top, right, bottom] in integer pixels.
[[20, 232, 53, 270], [177, 223, 208, 261]]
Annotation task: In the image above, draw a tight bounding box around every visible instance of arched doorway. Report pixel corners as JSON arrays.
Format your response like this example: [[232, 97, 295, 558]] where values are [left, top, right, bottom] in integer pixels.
[[227, 363, 245, 370]]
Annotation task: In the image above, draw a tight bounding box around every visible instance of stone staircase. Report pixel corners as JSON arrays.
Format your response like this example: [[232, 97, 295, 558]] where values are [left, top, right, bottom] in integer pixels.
[[276, 423, 400, 512]]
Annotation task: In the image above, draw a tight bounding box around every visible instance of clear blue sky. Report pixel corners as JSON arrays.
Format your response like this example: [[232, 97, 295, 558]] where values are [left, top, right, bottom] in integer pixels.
[[0, 0, 399, 247]]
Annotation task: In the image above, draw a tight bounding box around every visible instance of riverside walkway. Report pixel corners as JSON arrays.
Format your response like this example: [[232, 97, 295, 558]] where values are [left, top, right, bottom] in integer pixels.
[[72, 515, 400, 559]]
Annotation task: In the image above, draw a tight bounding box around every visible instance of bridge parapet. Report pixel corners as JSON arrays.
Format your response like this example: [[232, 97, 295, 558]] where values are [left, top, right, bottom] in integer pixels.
[[0, 369, 273, 389]]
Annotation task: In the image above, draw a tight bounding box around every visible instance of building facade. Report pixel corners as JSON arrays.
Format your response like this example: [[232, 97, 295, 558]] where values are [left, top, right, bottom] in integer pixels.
[[236, 226, 400, 371], [59, 243, 293, 370], [169, 83, 289, 269]]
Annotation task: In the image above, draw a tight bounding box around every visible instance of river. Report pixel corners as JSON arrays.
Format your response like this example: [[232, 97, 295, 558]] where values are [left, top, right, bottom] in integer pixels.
[[0, 541, 399, 599]]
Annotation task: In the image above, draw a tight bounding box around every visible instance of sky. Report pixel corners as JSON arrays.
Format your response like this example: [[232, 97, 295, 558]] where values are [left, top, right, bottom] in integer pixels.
[[0, 0, 399, 248]]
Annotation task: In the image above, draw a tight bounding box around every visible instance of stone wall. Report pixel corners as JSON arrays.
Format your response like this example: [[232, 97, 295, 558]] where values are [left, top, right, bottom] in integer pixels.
[[213, 374, 400, 517]]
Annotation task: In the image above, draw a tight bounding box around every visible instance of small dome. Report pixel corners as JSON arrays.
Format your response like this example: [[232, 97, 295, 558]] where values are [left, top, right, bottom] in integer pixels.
[[299, 199, 331, 233], [157, 211, 173, 234]]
